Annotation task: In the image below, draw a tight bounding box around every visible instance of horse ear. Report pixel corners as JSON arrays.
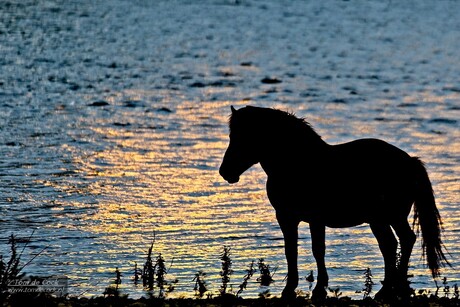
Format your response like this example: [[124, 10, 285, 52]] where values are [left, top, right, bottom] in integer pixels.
[[231, 105, 236, 113]]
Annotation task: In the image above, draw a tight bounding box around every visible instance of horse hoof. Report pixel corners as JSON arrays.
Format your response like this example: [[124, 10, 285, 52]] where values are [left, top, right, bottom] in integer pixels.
[[395, 280, 413, 299], [374, 286, 395, 301], [281, 289, 296, 300], [312, 287, 327, 301]]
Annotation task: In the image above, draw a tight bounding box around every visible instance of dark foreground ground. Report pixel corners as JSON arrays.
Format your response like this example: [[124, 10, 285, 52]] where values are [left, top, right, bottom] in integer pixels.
[[2, 295, 459, 307]]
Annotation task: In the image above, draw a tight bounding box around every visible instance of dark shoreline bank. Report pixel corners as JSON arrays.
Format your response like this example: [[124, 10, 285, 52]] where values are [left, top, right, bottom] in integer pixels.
[[3, 295, 459, 307]]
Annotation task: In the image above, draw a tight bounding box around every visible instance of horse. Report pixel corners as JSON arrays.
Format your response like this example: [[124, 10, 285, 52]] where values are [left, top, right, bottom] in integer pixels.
[[219, 105, 449, 300]]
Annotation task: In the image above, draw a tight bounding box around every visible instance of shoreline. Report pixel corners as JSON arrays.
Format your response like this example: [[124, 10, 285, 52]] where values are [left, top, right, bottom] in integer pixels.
[[3, 294, 459, 307]]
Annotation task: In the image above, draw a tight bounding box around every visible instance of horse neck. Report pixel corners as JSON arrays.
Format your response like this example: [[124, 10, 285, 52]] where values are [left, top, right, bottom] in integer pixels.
[[258, 128, 329, 177]]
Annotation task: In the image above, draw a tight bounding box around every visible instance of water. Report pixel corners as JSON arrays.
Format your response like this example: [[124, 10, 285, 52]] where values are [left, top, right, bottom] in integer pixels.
[[0, 0, 459, 299]]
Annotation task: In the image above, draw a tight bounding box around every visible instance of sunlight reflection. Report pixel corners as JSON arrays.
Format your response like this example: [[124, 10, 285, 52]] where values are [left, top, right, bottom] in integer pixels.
[[40, 87, 459, 298]]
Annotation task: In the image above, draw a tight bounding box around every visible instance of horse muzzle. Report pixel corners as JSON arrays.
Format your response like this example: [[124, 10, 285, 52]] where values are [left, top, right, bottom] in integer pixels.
[[219, 167, 240, 184], [224, 176, 239, 184]]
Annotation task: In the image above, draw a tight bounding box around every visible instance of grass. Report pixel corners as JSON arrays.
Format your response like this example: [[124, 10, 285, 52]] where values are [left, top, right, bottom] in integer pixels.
[[361, 267, 375, 299], [236, 261, 255, 297], [219, 246, 233, 296], [1, 232, 49, 300], [193, 271, 208, 298], [1, 234, 459, 306], [2, 294, 460, 307]]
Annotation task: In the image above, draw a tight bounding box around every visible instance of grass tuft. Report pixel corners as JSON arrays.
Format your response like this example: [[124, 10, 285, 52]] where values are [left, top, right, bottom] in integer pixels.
[[219, 246, 233, 296]]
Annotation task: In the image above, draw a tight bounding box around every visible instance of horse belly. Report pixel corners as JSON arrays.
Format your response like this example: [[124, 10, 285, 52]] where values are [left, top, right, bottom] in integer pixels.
[[266, 177, 369, 225], [320, 192, 375, 227]]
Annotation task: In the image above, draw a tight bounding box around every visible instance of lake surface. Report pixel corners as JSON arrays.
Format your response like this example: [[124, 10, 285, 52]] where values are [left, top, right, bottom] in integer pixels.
[[0, 0, 458, 299]]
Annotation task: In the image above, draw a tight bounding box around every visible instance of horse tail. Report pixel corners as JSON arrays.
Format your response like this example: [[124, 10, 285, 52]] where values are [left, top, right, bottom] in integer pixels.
[[412, 157, 449, 278]]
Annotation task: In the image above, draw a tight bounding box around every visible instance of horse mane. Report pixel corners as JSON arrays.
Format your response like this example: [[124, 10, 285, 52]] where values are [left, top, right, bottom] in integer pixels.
[[282, 109, 321, 137], [277, 109, 324, 144], [229, 106, 323, 143]]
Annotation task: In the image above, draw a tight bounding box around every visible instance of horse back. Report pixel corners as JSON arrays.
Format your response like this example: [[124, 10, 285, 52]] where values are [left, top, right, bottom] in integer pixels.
[[331, 138, 411, 172], [327, 138, 413, 190], [267, 138, 416, 226]]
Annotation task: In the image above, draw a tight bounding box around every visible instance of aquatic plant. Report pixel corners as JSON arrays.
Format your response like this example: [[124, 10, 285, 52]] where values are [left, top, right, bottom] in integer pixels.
[[434, 278, 442, 297], [155, 254, 166, 297], [219, 246, 233, 296], [237, 260, 256, 297], [133, 263, 141, 285], [154, 253, 177, 298], [103, 267, 122, 297], [257, 258, 275, 287], [0, 235, 23, 296], [362, 267, 374, 299], [442, 277, 451, 298], [0, 232, 47, 299], [142, 240, 155, 291], [135, 236, 177, 298], [5, 234, 458, 303], [192, 271, 208, 298], [328, 287, 342, 299], [306, 270, 315, 291]]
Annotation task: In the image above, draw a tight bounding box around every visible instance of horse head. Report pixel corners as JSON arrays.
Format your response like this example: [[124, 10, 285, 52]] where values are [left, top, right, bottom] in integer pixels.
[[219, 106, 261, 183]]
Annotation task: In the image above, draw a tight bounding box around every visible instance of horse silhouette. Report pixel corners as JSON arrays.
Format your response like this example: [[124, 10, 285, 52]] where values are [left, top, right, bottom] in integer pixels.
[[219, 105, 449, 300]]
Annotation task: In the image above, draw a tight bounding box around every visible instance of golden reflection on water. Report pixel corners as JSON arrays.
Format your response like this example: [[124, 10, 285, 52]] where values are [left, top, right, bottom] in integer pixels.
[[63, 101, 273, 248], [45, 93, 459, 297], [50, 100, 286, 297]]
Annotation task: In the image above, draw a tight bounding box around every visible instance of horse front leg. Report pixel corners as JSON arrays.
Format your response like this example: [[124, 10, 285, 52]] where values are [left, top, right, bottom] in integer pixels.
[[310, 222, 328, 300], [277, 212, 299, 300]]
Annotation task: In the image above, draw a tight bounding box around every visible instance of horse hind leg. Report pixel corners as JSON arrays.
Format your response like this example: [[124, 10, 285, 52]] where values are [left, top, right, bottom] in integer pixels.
[[391, 219, 416, 296], [370, 223, 398, 300]]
